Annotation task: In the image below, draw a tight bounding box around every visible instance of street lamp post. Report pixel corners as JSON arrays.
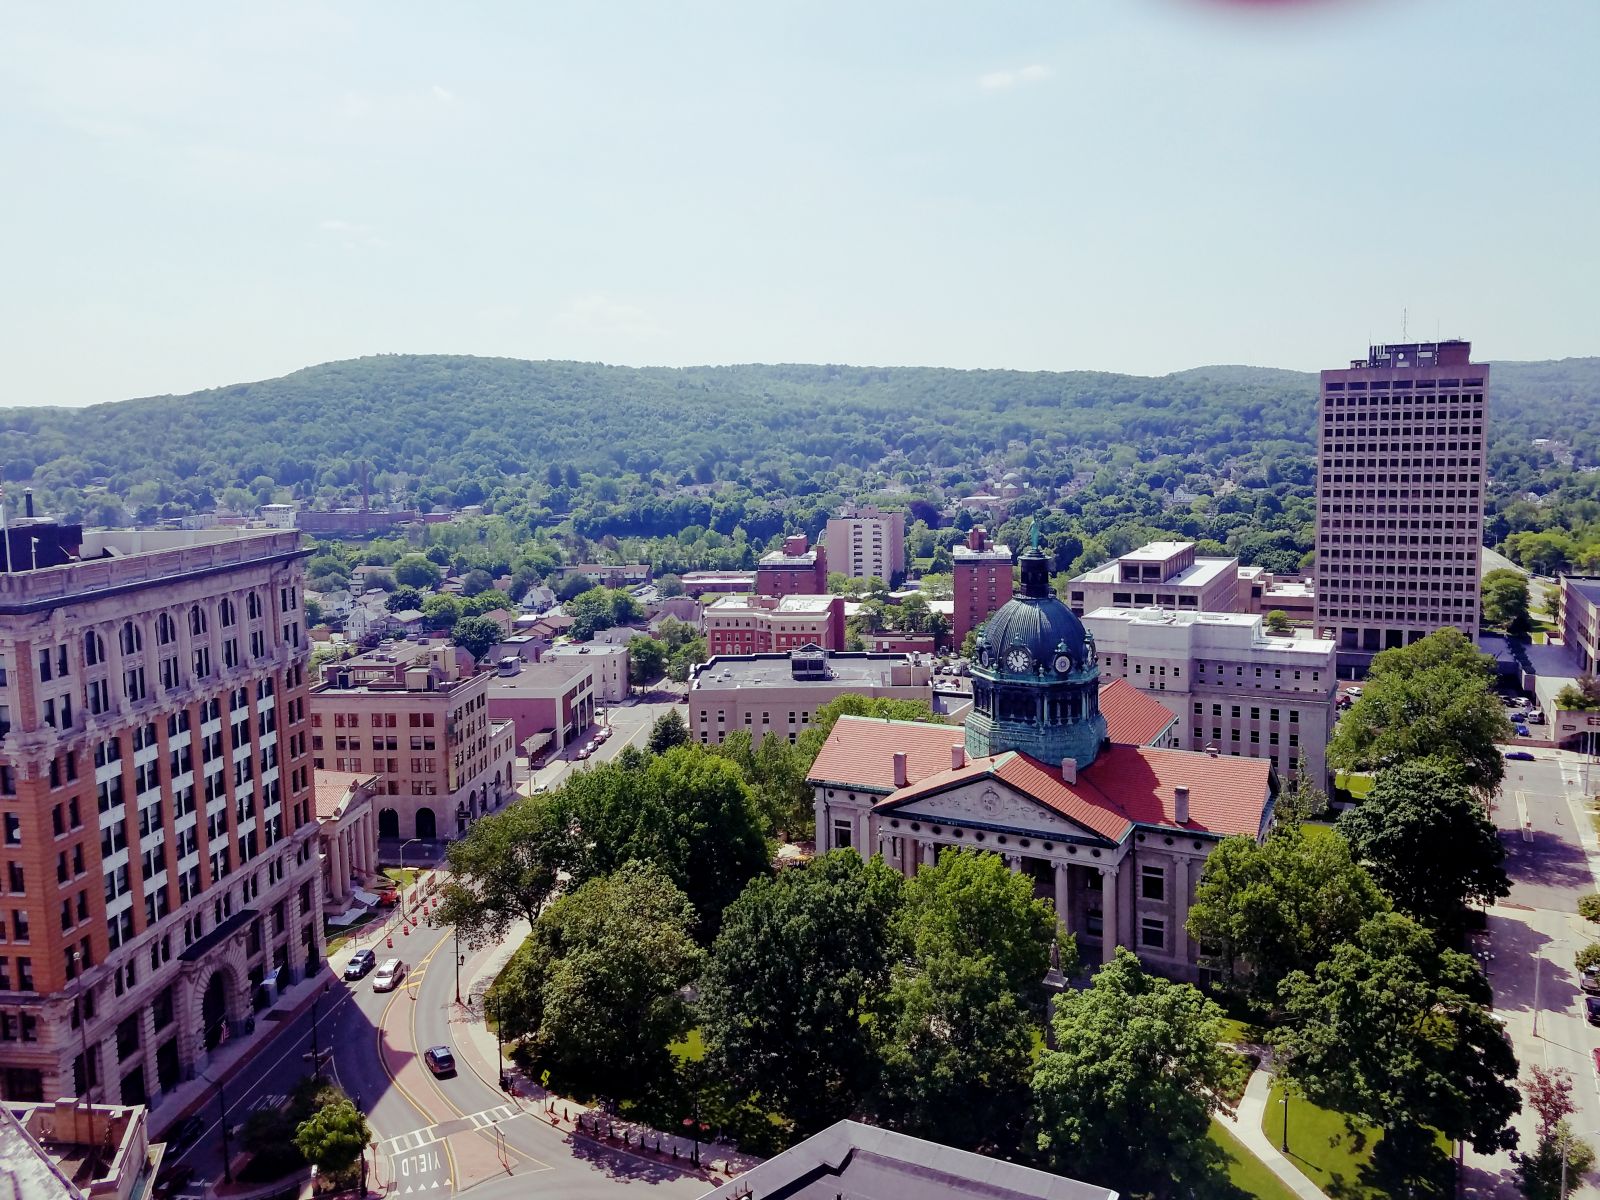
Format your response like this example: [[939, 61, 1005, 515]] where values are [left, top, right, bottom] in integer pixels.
[[1279, 1088, 1289, 1154], [454, 924, 461, 1005], [217, 1078, 233, 1185]]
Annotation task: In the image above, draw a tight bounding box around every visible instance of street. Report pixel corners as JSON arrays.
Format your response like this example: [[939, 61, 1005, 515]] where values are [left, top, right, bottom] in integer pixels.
[[1465, 752, 1600, 1197]]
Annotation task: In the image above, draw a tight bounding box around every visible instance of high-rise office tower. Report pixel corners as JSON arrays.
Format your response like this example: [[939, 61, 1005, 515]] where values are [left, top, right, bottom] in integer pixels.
[[0, 518, 323, 1109], [1314, 340, 1488, 669]]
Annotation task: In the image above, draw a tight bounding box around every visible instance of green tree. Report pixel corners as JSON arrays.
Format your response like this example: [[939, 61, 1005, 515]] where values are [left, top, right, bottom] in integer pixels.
[[1275, 911, 1521, 1162], [461, 567, 494, 595], [1263, 608, 1292, 634], [666, 635, 707, 682], [1482, 568, 1533, 636], [420, 592, 464, 630], [876, 851, 1060, 1152], [807, 693, 940, 746], [657, 573, 684, 597], [1186, 825, 1386, 1009], [1336, 761, 1509, 932], [647, 708, 689, 754], [294, 1099, 370, 1180], [451, 615, 504, 662], [393, 554, 442, 589], [1275, 752, 1327, 828], [1516, 1120, 1597, 1200], [436, 794, 571, 948], [701, 850, 904, 1136], [1327, 628, 1513, 799], [627, 635, 667, 685], [489, 861, 702, 1099], [563, 746, 769, 940], [1032, 949, 1242, 1193], [1556, 675, 1600, 712], [386, 585, 423, 613]]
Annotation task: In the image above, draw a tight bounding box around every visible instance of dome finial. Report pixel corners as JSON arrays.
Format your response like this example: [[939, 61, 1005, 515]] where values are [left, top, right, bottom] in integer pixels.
[[1030, 519, 1039, 552]]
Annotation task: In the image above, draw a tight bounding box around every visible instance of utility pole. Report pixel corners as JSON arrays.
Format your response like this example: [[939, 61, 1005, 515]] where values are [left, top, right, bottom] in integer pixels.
[[219, 1079, 233, 1185]]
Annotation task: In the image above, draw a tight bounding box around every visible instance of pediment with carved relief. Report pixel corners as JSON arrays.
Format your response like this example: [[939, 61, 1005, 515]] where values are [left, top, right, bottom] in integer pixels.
[[883, 778, 1109, 844]]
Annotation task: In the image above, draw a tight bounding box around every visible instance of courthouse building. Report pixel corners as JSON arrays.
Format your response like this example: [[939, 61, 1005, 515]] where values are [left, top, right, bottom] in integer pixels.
[[809, 543, 1276, 982]]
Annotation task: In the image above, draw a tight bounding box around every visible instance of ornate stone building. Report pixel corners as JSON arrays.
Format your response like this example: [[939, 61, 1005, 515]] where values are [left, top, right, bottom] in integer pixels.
[[808, 542, 1277, 981]]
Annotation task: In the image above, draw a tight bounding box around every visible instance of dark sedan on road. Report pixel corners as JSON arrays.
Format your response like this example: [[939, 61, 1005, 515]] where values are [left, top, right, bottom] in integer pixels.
[[1505, 750, 1536, 761], [1585, 996, 1600, 1025], [344, 948, 377, 980], [424, 1046, 456, 1077]]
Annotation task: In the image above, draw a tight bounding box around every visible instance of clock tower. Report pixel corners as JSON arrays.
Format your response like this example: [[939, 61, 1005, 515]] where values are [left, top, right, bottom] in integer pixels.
[[966, 537, 1107, 767]]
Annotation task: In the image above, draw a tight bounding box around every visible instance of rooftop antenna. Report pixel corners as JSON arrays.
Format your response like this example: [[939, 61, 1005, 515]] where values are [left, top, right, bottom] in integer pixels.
[[1402, 307, 1408, 341]]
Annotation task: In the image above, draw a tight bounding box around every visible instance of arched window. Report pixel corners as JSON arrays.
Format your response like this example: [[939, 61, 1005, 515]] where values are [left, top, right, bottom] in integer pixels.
[[189, 606, 207, 637], [219, 598, 237, 628], [246, 592, 262, 620], [157, 613, 177, 646], [84, 630, 105, 666], [119, 621, 143, 656]]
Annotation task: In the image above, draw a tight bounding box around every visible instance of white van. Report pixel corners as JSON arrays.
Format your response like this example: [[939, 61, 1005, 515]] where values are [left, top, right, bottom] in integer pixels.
[[372, 958, 407, 992]]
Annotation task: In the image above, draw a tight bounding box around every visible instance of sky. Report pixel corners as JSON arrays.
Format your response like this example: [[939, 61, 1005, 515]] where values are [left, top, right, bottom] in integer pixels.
[[2, 0, 1596, 407]]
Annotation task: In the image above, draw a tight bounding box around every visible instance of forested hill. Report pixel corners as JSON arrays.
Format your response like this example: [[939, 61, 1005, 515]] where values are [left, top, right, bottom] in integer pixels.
[[3, 354, 1598, 534]]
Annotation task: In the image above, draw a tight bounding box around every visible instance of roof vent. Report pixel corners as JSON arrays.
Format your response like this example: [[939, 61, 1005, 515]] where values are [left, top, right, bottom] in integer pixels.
[[1205, 744, 1219, 758], [1174, 785, 1190, 825]]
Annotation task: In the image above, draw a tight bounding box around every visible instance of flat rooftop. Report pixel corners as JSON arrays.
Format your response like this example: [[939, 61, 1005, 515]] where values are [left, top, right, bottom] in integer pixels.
[[1567, 578, 1600, 607], [486, 657, 594, 694], [758, 549, 820, 566], [694, 651, 922, 690], [707, 594, 836, 614], [952, 543, 1012, 561], [1086, 606, 1335, 655], [1074, 555, 1235, 590], [1121, 540, 1192, 561]]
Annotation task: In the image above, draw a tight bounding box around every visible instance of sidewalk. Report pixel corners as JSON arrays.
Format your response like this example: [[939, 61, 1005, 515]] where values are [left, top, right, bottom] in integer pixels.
[[1215, 1066, 1328, 1200], [447, 929, 761, 1183]]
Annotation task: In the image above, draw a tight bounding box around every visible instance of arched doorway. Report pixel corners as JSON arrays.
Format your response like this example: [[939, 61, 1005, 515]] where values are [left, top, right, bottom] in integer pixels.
[[378, 808, 399, 839], [415, 807, 437, 840], [202, 971, 232, 1051]]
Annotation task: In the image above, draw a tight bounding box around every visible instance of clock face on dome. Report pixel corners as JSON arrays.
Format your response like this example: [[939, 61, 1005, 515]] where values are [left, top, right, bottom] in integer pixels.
[[1054, 653, 1073, 674], [1006, 648, 1032, 673]]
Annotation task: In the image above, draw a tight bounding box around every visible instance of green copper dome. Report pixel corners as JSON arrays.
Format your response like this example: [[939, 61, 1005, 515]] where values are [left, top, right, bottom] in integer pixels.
[[973, 544, 1091, 675]]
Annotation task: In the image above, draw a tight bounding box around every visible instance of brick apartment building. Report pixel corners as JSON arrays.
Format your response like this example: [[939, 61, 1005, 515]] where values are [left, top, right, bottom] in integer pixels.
[[756, 535, 828, 597], [951, 527, 1012, 646], [309, 640, 515, 843], [1315, 340, 1488, 669], [0, 522, 323, 1111], [705, 595, 846, 656]]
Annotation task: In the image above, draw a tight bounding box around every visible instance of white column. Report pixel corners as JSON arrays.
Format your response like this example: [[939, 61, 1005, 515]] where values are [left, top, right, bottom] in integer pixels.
[[1100, 866, 1119, 964], [1053, 860, 1071, 932], [856, 809, 872, 859], [922, 839, 938, 868], [814, 797, 828, 847]]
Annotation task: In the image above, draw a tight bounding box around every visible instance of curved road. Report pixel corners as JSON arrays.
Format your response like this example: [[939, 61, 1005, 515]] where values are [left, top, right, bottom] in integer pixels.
[[329, 916, 706, 1199]]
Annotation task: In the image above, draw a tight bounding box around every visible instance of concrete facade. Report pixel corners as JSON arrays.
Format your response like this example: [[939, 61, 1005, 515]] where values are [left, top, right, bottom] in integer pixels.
[[1067, 541, 1244, 617], [309, 640, 515, 843], [1315, 340, 1488, 668], [545, 643, 629, 704], [484, 657, 597, 756], [825, 505, 906, 586], [689, 649, 933, 746], [1561, 577, 1600, 676], [1083, 606, 1337, 786], [0, 527, 324, 1112]]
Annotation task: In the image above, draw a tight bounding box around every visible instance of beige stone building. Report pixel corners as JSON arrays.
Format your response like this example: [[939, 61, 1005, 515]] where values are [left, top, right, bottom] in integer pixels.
[[1067, 541, 1245, 617], [689, 648, 933, 747], [1083, 607, 1337, 787], [309, 640, 515, 843], [0, 523, 323, 1110], [545, 643, 629, 705], [314, 772, 379, 910], [825, 505, 906, 586]]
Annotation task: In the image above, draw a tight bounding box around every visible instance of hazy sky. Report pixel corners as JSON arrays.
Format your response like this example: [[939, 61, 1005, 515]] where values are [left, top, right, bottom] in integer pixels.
[[3, 0, 1595, 407]]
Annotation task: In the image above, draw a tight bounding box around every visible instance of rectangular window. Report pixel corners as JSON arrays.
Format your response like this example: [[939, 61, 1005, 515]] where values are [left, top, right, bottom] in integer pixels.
[[1140, 864, 1165, 901], [831, 817, 854, 850], [1140, 916, 1166, 949]]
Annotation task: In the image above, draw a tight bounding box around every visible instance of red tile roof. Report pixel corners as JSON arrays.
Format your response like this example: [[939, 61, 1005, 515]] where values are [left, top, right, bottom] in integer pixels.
[[314, 771, 373, 821], [1097, 677, 1177, 747], [808, 718, 969, 794]]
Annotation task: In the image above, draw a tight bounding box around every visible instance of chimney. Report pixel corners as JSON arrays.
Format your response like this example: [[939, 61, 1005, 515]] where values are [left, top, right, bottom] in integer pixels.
[[951, 743, 966, 770], [892, 751, 909, 789], [1174, 785, 1190, 825], [24, 488, 34, 519], [1061, 757, 1077, 785], [1206, 744, 1219, 759], [968, 526, 986, 551]]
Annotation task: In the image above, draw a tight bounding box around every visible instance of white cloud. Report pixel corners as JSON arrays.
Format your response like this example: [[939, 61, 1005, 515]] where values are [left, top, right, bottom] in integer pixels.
[[978, 63, 1051, 91], [431, 84, 457, 104]]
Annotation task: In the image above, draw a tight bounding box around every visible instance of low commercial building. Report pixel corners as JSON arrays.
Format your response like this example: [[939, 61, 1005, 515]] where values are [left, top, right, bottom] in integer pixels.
[[314, 772, 379, 911], [485, 656, 598, 758], [1067, 541, 1244, 616], [688, 647, 933, 746], [545, 643, 629, 705], [756, 534, 828, 597], [698, 1119, 1113, 1200], [309, 640, 515, 842], [705, 594, 845, 656], [1083, 606, 1337, 786], [1, 1098, 154, 1200], [1562, 576, 1600, 675], [555, 563, 651, 586], [677, 571, 756, 596]]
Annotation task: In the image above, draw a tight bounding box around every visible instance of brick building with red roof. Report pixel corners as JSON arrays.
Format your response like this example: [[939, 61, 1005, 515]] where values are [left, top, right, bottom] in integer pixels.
[[807, 539, 1277, 983]]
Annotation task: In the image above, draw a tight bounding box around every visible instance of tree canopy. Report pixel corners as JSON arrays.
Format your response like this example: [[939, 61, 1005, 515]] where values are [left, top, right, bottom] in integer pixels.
[[1327, 628, 1513, 798]]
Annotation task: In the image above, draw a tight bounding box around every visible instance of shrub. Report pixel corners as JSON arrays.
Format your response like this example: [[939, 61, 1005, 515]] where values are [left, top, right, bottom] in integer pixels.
[[1579, 894, 1600, 923]]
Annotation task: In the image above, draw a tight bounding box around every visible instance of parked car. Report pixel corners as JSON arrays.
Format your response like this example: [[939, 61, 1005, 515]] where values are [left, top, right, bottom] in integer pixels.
[[1584, 996, 1600, 1026], [1529, 709, 1546, 724], [576, 748, 590, 760], [1505, 750, 1536, 761], [344, 948, 377, 981], [424, 1046, 457, 1077], [1514, 722, 1530, 737], [163, 1116, 205, 1153], [1582, 966, 1600, 996], [372, 958, 407, 992]]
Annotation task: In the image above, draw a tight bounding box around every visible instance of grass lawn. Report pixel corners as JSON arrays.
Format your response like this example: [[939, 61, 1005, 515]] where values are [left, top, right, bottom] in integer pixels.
[[668, 1027, 706, 1063], [1209, 1119, 1301, 1200], [385, 867, 418, 889], [1261, 1081, 1450, 1199]]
